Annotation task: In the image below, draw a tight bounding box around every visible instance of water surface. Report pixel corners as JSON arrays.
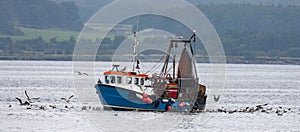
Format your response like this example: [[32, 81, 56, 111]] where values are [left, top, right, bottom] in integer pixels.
[[0, 61, 299, 131]]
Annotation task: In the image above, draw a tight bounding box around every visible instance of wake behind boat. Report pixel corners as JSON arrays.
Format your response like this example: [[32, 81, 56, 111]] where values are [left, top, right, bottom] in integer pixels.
[[95, 32, 207, 112]]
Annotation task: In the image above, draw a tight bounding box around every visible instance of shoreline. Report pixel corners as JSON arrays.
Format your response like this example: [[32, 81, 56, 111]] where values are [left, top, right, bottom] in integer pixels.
[[0, 55, 299, 65]]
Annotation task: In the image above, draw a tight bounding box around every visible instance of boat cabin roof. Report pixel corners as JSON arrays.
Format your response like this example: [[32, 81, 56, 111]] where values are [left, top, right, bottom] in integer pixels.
[[104, 71, 149, 79]]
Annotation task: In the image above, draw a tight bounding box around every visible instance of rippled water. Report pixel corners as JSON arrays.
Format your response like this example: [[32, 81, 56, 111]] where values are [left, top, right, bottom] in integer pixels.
[[0, 60, 299, 131]]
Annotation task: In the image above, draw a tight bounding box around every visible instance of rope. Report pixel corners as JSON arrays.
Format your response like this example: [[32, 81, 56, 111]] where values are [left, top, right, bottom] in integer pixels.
[[144, 55, 165, 74]]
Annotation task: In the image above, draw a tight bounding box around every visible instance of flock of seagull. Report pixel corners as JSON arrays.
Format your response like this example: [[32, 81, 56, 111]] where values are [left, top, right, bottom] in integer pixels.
[[12, 91, 299, 117], [204, 103, 293, 116]]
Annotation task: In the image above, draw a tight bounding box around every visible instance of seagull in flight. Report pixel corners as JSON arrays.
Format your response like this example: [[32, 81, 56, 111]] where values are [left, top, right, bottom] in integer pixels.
[[15, 97, 30, 105], [61, 95, 74, 103], [213, 95, 220, 102]]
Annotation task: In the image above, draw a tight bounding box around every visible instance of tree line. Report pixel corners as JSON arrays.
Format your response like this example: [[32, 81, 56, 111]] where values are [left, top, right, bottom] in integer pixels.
[[0, 36, 127, 60], [0, 36, 75, 55], [122, 4, 300, 59]]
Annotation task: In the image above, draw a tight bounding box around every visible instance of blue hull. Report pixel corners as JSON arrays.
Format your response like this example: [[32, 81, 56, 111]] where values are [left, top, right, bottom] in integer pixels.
[[95, 84, 191, 111]]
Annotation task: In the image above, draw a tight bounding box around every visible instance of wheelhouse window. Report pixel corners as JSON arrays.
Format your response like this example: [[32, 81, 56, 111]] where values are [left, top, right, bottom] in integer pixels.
[[144, 78, 152, 86], [105, 76, 109, 84], [134, 78, 139, 85], [110, 76, 115, 84], [126, 77, 132, 84], [140, 78, 144, 85], [117, 76, 122, 84]]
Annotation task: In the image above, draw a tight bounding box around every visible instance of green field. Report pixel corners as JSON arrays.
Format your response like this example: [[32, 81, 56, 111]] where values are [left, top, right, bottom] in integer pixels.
[[0, 27, 79, 42], [0, 24, 134, 42], [0, 25, 162, 43]]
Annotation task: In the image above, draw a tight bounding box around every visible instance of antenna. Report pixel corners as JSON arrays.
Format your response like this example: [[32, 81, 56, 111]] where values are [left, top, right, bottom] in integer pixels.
[[136, 20, 139, 33]]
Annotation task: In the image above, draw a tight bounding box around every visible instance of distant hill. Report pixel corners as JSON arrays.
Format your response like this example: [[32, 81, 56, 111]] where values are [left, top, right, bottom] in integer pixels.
[[52, 0, 111, 21], [51, 0, 300, 22], [53, 1, 300, 63], [1, 0, 300, 64], [0, 0, 83, 35], [52, 0, 300, 6], [188, 0, 300, 6]]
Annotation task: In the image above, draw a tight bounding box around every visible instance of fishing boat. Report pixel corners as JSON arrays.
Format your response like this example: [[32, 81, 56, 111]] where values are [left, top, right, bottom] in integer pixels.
[[95, 32, 207, 112]]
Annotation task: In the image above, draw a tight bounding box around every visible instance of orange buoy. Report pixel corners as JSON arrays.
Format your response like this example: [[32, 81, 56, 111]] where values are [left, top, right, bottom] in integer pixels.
[[179, 102, 185, 108], [142, 98, 147, 102], [167, 105, 172, 111], [142, 93, 148, 98], [146, 98, 153, 104]]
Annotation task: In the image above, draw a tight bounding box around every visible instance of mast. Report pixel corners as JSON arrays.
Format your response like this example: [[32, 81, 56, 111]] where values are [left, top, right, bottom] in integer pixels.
[[172, 54, 176, 79], [132, 32, 138, 72], [161, 32, 196, 78], [132, 20, 140, 72]]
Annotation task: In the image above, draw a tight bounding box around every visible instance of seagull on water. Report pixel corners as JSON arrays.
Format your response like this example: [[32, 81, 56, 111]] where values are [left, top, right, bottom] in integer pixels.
[[75, 71, 88, 76]]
